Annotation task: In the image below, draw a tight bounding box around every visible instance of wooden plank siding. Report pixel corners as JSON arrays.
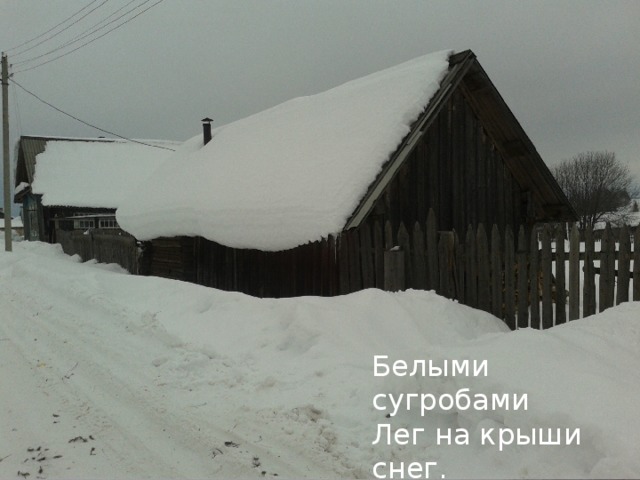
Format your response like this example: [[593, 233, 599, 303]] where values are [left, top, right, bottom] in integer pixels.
[[367, 88, 530, 238], [126, 211, 639, 332]]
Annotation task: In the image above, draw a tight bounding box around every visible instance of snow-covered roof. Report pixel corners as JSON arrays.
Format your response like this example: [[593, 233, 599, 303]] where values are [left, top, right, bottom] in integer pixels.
[[31, 138, 177, 208], [14, 181, 29, 196], [117, 50, 452, 251]]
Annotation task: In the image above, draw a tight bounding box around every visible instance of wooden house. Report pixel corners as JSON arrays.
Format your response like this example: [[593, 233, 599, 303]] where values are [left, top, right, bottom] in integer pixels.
[[116, 50, 576, 297], [14, 135, 177, 242]]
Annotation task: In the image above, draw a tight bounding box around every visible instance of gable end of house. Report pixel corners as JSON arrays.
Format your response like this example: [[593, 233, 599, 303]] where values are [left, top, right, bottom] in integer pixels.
[[345, 50, 576, 233]]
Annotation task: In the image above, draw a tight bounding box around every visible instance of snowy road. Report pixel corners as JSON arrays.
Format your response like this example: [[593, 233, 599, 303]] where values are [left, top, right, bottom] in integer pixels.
[[3, 242, 640, 479], [0, 246, 341, 479]]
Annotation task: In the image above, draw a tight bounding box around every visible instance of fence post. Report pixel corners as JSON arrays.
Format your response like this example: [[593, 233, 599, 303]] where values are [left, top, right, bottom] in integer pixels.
[[88, 231, 95, 261], [465, 225, 477, 309], [438, 231, 455, 298], [426, 209, 438, 291], [529, 227, 540, 329], [541, 225, 553, 329], [616, 225, 630, 305], [555, 224, 566, 325], [477, 224, 490, 314], [569, 224, 580, 320], [599, 224, 615, 312], [454, 231, 465, 304], [348, 229, 362, 292], [490, 225, 503, 319], [583, 226, 596, 317], [634, 228, 640, 302], [397, 223, 411, 289], [384, 248, 405, 292], [319, 237, 330, 295], [384, 220, 394, 250], [517, 226, 529, 328], [412, 222, 427, 290], [359, 223, 374, 289], [373, 221, 384, 289], [338, 233, 350, 295], [503, 226, 515, 329]]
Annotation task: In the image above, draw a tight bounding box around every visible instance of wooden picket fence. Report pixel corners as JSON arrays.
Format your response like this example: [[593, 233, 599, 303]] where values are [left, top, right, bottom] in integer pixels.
[[362, 210, 639, 330], [53, 209, 638, 330], [56, 229, 139, 274]]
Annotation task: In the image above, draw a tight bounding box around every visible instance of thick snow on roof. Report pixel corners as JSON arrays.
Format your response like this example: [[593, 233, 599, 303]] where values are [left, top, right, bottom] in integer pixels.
[[117, 50, 451, 251], [14, 181, 29, 196], [31, 138, 177, 208]]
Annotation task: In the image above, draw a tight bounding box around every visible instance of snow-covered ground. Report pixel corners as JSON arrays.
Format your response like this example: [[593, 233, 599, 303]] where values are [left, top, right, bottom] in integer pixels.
[[1, 242, 639, 479], [595, 198, 640, 230]]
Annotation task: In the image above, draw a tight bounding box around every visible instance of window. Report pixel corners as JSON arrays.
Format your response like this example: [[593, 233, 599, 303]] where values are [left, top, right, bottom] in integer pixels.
[[98, 218, 119, 229], [74, 219, 95, 229]]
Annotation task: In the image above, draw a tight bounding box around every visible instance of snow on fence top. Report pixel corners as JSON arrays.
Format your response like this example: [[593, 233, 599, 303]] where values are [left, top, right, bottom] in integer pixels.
[[32, 139, 177, 209], [116, 50, 452, 251]]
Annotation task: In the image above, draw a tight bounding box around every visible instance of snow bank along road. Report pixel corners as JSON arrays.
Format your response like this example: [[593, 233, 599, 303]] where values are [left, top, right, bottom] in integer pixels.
[[1, 244, 345, 479], [2, 242, 640, 479]]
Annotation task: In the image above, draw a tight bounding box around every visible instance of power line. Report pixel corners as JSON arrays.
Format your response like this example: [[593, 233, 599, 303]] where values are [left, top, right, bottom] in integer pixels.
[[10, 77, 176, 152], [54, 0, 142, 55], [7, 0, 106, 56], [14, 0, 147, 67], [12, 0, 112, 59], [12, 0, 165, 74]]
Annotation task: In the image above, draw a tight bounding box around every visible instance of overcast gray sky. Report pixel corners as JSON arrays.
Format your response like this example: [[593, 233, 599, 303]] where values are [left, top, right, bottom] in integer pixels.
[[1, 0, 639, 212]]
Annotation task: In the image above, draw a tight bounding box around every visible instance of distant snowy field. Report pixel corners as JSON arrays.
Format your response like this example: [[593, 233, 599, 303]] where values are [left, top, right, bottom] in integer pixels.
[[1, 242, 639, 479]]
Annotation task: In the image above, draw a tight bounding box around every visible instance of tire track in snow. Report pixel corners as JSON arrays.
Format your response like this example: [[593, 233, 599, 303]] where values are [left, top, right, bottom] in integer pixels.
[[1, 289, 223, 478], [1, 264, 343, 479]]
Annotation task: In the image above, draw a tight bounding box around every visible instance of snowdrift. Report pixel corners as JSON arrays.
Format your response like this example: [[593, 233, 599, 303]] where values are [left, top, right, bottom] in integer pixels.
[[1, 242, 639, 479]]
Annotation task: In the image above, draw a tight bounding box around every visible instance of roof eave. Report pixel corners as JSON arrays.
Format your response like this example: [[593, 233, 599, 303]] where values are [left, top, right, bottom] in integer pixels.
[[13, 185, 32, 204]]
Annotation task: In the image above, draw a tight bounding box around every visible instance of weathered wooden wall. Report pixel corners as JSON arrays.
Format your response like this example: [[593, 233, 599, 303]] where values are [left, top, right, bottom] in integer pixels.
[[141, 210, 639, 330], [142, 236, 340, 297], [141, 236, 195, 282], [368, 89, 528, 236]]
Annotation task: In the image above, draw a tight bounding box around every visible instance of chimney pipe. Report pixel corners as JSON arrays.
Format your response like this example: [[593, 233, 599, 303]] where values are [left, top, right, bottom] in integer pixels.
[[202, 117, 213, 145]]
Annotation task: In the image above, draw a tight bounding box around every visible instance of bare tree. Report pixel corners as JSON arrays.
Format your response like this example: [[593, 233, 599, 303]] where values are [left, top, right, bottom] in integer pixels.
[[552, 151, 635, 230]]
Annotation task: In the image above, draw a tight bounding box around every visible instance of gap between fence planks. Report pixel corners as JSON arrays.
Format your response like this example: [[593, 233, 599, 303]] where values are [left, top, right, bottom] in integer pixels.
[[352, 210, 638, 330], [55, 208, 639, 330]]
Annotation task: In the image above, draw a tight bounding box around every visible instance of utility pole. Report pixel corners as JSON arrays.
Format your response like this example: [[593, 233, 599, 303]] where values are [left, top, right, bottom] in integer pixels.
[[2, 52, 11, 252]]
